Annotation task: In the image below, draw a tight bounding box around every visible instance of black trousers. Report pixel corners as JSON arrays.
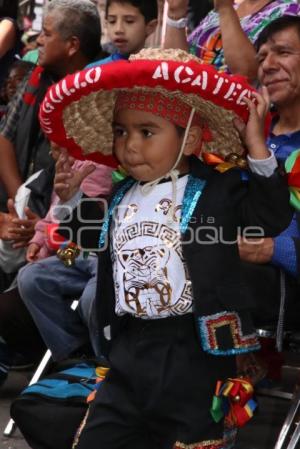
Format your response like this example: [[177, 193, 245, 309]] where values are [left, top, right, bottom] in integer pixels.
[[75, 314, 236, 449]]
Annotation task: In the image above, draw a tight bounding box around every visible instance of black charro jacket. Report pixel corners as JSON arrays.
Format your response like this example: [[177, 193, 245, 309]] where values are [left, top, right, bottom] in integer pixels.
[[60, 155, 293, 357]]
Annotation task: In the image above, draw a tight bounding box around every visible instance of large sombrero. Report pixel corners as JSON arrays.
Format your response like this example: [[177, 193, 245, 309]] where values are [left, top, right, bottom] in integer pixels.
[[39, 49, 258, 167]]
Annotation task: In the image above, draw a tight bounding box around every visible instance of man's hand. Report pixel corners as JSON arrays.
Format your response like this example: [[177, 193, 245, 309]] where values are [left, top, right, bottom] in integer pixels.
[[54, 148, 95, 203], [238, 237, 274, 264], [233, 86, 270, 159], [7, 205, 40, 249], [26, 242, 41, 262], [0, 199, 39, 248], [0, 199, 17, 240], [166, 0, 188, 18]]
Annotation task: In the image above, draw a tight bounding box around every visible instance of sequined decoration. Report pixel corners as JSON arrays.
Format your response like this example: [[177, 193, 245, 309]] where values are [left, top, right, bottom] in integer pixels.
[[173, 439, 224, 449], [198, 311, 260, 356], [98, 179, 135, 248], [180, 176, 206, 234]]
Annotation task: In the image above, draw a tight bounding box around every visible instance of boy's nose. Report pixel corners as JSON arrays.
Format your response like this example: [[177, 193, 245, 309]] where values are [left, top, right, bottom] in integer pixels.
[[114, 19, 125, 33], [126, 136, 139, 153]]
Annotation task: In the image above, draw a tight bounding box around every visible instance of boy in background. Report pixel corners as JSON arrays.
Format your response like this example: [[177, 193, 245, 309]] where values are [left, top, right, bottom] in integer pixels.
[[89, 0, 158, 66]]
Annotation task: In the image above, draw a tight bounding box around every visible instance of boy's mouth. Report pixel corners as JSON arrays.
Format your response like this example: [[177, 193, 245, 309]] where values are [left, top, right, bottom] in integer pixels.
[[114, 39, 128, 48], [124, 161, 144, 169]]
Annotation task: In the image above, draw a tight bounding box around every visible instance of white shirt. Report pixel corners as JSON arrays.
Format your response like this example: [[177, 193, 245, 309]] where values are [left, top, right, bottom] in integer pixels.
[[111, 176, 193, 319]]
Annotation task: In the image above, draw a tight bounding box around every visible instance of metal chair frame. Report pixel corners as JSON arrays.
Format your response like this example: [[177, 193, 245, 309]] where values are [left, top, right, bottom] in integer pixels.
[[3, 299, 79, 437]]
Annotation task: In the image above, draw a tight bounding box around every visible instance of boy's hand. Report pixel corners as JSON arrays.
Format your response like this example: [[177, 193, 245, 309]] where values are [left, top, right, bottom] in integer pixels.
[[233, 86, 270, 159], [166, 0, 188, 18], [26, 243, 41, 262], [238, 237, 274, 263], [54, 148, 96, 203]]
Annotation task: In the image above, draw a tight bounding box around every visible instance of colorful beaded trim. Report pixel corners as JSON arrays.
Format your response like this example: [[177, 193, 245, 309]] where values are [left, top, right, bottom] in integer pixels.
[[174, 439, 224, 449], [198, 311, 260, 355]]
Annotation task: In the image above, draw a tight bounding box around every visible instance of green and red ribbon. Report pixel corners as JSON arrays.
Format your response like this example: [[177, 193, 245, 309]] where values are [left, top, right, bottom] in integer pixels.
[[210, 377, 257, 428]]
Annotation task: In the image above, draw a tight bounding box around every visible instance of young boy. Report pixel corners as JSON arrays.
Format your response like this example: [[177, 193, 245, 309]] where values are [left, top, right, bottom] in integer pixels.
[[89, 0, 158, 66], [40, 49, 292, 448]]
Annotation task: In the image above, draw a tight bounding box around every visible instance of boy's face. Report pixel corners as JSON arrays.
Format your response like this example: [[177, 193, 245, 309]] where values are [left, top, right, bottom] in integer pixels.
[[113, 109, 190, 182], [6, 67, 28, 101], [106, 2, 157, 55]]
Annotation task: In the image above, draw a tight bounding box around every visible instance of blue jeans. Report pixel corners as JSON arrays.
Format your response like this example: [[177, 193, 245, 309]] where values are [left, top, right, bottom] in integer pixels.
[[17, 254, 99, 361]]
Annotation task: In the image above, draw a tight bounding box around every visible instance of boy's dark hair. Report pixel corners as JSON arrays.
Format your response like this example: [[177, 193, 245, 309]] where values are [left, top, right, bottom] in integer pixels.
[[105, 0, 158, 23], [255, 15, 300, 51]]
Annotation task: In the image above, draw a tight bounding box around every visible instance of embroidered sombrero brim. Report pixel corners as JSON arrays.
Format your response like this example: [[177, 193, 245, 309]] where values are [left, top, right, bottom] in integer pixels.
[[39, 49, 257, 167]]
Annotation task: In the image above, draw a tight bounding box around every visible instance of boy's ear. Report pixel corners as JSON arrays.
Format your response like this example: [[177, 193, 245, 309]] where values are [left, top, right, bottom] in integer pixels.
[[183, 126, 203, 156], [145, 19, 158, 38]]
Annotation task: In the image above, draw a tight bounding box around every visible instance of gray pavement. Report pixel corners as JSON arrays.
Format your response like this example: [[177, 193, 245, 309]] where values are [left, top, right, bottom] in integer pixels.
[[0, 369, 296, 449]]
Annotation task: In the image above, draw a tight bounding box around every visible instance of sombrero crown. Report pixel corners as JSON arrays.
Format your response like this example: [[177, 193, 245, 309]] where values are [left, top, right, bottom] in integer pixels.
[[39, 49, 257, 167]]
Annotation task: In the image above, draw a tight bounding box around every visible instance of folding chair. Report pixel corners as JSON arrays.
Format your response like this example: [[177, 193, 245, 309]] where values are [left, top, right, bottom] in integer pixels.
[[3, 299, 79, 437], [3, 348, 52, 437], [274, 387, 300, 449]]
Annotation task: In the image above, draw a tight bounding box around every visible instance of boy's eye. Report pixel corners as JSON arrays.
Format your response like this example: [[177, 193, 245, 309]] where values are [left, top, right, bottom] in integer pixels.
[[125, 19, 135, 24], [141, 129, 153, 138], [107, 19, 116, 25], [113, 127, 126, 137]]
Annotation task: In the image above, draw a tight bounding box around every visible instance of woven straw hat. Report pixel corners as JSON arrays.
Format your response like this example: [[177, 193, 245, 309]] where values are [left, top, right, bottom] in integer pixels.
[[39, 49, 257, 167]]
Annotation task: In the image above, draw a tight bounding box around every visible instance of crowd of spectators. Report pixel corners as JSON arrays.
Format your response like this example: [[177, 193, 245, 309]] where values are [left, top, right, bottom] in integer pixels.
[[0, 0, 300, 447]]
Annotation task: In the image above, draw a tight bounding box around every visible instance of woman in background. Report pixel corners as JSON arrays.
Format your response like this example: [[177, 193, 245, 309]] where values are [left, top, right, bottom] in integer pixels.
[[164, 0, 300, 80]]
